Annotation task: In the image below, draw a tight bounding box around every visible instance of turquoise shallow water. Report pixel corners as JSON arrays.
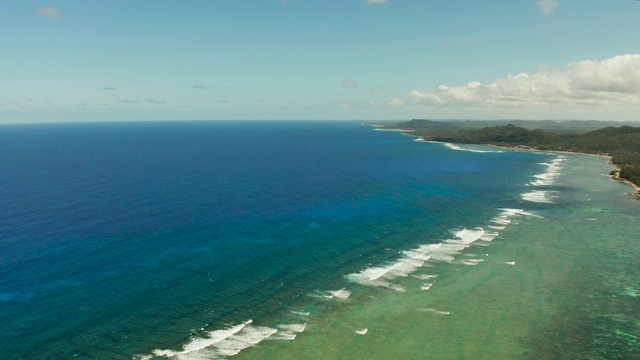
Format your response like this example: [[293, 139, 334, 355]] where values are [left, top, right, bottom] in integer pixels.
[[2, 121, 636, 359], [234, 148, 640, 360]]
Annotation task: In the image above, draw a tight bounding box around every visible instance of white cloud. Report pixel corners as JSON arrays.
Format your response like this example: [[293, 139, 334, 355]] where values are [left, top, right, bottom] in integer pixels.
[[404, 54, 640, 108], [538, 0, 558, 15], [365, 0, 388, 4], [388, 98, 406, 106], [37, 7, 63, 19], [342, 79, 359, 89]]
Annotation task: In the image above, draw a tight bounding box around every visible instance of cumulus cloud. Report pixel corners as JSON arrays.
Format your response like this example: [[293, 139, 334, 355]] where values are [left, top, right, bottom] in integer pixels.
[[365, 0, 388, 4], [388, 98, 407, 106], [538, 0, 558, 15], [191, 84, 209, 89], [404, 54, 640, 108], [342, 79, 359, 89], [102, 86, 116, 90], [37, 7, 63, 19]]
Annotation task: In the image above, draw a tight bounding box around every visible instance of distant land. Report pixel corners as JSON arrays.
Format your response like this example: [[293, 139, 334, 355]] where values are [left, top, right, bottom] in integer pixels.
[[378, 119, 640, 194]]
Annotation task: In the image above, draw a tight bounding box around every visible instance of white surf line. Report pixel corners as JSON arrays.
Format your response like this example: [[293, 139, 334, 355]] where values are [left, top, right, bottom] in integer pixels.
[[327, 289, 352, 299], [412, 274, 439, 280], [345, 227, 485, 290], [135, 319, 280, 360], [523, 155, 567, 203], [290, 310, 310, 316], [521, 190, 555, 203], [373, 128, 414, 132], [443, 142, 504, 153], [417, 308, 450, 315], [345, 208, 540, 292], [421, 283, 433, 291], [269, 323, 307, 341]]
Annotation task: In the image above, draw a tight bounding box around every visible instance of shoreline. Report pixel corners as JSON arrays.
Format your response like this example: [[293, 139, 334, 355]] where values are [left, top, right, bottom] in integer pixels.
[[376, 124, 640, 197], [485, 144, 640, 197]]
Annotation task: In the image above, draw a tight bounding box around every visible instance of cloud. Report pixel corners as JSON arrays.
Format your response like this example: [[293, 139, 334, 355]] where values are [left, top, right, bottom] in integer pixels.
[[144, 98, 165, 104], [102, 86, 116, 90], [342, 79, 359, 89], [388, 98, 406, 106], [119, 99, 140, 104], [538, 0, 558, 15], [403, 54, 640, 108], [365, 0, 388, 4], [191, 84, 209, 89], [37, 7, 63, 19]]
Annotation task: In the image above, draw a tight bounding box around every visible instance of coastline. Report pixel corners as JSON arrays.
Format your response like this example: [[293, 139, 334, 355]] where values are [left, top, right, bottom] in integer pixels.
[[376, 124, 640, 198], [486, 144, 640, 197]]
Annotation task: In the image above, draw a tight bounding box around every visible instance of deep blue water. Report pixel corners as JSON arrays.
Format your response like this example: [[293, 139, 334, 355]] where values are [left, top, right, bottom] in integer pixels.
[[0, 121, 549, 359]]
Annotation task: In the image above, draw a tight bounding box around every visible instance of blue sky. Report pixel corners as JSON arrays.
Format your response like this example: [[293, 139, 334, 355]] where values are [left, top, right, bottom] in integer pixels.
[[1, 0, 639, 123]]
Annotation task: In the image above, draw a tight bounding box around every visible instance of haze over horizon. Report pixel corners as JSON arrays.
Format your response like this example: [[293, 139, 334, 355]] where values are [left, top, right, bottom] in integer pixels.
[[2, 0, 639, 123]]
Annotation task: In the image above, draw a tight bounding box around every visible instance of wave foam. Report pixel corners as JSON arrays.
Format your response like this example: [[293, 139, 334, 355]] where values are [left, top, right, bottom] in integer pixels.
[[347, 227, 486, 288], [329, 289, 351, 299], [529, 156, 566, 186], [291, 310, 310, 316], [140, 320, 278, 359], [443, 143, 504, 153], [521, 190, 556, 203], [418, 308, 450, 315], [270, 323, 306, 340]]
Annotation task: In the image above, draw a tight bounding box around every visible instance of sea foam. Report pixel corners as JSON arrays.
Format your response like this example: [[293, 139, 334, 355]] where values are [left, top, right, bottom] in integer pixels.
[[270, 323, 306, 340], [523, 155, 566, 203], [140, 320, 278, 359], [346, 208, 539, 292], [443, 143, 504, 153], [346, 227, 485, 288]]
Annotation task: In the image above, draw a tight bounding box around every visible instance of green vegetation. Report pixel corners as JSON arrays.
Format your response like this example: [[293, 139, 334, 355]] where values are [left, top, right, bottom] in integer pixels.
[[388, 120, 640, 191], [620, 166, 640, 189]]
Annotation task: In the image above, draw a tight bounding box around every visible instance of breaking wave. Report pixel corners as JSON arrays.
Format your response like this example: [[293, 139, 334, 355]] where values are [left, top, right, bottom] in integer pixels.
[[522, 155, 566, 203]]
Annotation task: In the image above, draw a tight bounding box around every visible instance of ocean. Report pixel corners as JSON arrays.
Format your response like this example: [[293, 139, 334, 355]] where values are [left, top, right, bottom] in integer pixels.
[[0, 121, 638, 359]]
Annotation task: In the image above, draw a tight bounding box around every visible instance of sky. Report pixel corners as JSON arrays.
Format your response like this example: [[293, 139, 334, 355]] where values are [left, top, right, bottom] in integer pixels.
[[1, 0, 639, 123]]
